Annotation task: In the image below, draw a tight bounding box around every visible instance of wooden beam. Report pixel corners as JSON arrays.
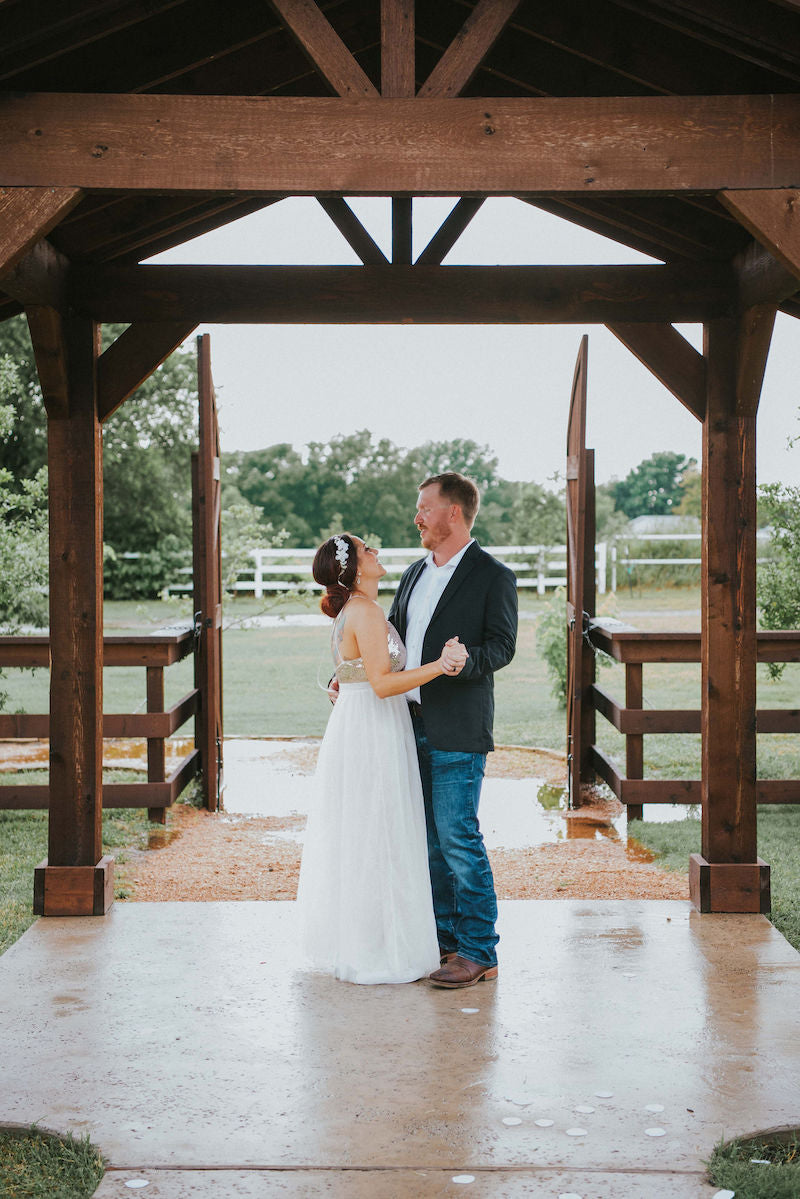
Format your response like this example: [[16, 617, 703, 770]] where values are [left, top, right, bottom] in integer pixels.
[[417, 0, 522, 98], [268, 0, 378, 96], [26, 305, 69, 420], [381, 0, 414, 98], [391, 197, 412, 265], [606, 322, 706, 421], [0, 185, 81, 276], [96, 320, 198, 422], [316, 197, 388, 266], [0, 237, 70, 309], [720, 188, 800, 282], [67, 263, 735, 324], [36, 316, 109, 912], [735, 303, 777, 418], [415, 198, 484, 265], [700, 316, 763, 907], [734, 238, 799, 310], [317, 197, 388, 264], [3, 93, 799, 195]]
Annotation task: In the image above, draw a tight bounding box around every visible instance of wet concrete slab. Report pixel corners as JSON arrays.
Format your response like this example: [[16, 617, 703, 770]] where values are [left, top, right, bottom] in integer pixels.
[[1, 900, 798, 1197]]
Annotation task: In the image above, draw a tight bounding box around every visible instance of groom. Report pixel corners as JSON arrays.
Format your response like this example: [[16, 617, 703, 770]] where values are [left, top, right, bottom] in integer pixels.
[[389, 472, 518, 988]]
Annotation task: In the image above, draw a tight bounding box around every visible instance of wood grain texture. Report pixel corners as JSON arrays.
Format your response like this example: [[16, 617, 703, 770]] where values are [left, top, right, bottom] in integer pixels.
[[26, 305, 69, 419], [381, 0, 414, 98], [720, 188, 800, 281], [46, 317, 104, 868], [3, 93, 799, 194], [701, 317, 758, 866], [735, 302, 777, 417], [268, 0, 378, 97], [96, 319, 197, 422], [606, 322, 706, 421], [67, 263, 734, 324], [417, 0, 522, 98], [0, 185, 81, 276], [415, 198, 484, 265]]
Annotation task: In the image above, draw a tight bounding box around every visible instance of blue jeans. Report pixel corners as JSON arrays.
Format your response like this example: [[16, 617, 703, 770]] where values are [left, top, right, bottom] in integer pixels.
[[412, 716, 499, 967]]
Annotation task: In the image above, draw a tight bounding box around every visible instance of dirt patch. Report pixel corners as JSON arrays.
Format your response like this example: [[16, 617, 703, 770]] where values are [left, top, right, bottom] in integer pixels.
[[121, 746, 687, 904]]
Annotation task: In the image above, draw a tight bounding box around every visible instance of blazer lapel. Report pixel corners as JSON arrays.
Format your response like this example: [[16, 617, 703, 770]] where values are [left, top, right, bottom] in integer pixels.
[[395, 557, 427, 639], [428, 541, 481, 625]]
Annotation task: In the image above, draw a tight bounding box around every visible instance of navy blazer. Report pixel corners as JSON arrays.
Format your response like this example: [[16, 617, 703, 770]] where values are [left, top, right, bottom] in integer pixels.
[[388, 541, 518, 753]]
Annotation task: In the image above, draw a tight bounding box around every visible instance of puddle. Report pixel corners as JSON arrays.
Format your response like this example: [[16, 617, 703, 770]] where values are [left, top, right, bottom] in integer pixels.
[[0, 737, 193, 772]]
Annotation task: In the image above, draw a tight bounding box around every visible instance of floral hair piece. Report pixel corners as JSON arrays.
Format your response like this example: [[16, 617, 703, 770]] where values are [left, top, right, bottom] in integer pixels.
[[333, 535, 349, 580]]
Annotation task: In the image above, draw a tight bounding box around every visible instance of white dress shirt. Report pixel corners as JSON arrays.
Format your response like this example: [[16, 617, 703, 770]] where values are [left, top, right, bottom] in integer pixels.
[[405, 540, 474, 703]]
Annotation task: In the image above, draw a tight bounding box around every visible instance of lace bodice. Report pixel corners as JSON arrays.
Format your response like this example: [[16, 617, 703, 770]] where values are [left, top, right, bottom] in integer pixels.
[[332, 608, 406, 683]]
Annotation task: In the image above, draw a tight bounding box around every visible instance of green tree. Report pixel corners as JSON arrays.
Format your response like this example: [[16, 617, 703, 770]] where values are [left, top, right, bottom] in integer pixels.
[[0, 356, 48, 631], [0, 315, 48, 482], [758, 484, 800, 674], [611, 451, 698, 519], [508, 481, 565, 546]]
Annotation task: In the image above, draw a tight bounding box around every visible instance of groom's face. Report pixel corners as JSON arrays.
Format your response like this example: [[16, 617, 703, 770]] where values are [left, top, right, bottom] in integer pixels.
[[415, 485, 455, 552]]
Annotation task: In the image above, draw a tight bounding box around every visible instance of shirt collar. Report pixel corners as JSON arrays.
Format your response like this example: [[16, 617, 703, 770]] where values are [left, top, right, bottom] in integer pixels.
[[424, 538, 474, 572]]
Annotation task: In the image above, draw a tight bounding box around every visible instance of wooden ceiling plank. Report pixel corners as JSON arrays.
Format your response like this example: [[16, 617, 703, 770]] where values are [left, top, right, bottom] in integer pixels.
[[106, 199, 281, 265], [606, 321, 706, 420], [97, 320, 198, 422], [317, 197, 388, 265], [418, 0, 522, 98], [26, 305, 69, 419], [4, 93, 799, 195], [67, 262, 733, 325], [415, 198, 484, 265], [719, 189, 800, 282], [0, 0, 186, 83], [268, 0, 378, 96], [0, 186, 82, 277], [381, 0, 414, 98]]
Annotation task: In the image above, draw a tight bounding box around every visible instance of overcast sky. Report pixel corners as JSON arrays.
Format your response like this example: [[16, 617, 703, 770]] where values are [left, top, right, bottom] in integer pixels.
[[150, 197, 800, 488]]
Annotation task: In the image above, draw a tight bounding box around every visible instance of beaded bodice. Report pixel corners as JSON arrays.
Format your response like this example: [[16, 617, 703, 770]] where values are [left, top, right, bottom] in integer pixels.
[[332, 609, 406, 683]]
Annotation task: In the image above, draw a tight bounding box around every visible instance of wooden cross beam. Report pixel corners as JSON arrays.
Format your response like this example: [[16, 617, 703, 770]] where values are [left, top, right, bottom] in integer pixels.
[[66, 262, 735, 324], [3, 93, 798, 194]]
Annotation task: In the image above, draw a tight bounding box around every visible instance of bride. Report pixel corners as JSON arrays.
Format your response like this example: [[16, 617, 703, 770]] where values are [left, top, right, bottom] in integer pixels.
[[297, 533, 467, 984]]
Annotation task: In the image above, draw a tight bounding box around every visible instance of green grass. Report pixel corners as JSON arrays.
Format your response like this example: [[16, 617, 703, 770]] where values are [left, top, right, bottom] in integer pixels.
[[0, 769, 163, 957], [707, 1130, 800, 1198], [0, 1126, 104, 1198]]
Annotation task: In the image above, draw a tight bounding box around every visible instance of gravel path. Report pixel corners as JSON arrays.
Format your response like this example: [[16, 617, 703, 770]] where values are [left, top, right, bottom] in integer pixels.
[[120, 747, 688, 903]]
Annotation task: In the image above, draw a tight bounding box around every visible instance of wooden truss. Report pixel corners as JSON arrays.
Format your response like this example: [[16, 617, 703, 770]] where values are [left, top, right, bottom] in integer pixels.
[[1, 0, 799, 916]]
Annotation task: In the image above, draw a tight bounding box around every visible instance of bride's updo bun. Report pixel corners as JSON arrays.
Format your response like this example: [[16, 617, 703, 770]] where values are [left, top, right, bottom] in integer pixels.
[[313, 533, 358, 618]]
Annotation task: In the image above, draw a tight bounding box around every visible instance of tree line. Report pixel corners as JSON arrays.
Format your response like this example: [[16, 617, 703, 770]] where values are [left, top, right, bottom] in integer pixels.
[[0, 315, 760, 612]]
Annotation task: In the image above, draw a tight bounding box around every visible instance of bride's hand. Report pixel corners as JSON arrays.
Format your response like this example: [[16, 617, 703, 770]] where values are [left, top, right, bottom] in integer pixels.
[[440, 637, 467, 675]]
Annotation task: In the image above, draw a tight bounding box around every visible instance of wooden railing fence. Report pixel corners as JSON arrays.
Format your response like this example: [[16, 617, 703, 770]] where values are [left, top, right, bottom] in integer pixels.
[[0, 629, 199, 821], [588, 618, 800, 820]]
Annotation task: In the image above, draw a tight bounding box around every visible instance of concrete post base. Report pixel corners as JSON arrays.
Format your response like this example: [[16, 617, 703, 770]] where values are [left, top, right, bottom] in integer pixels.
[[33, 856, 114, 916], [689, 852, 770, 913]]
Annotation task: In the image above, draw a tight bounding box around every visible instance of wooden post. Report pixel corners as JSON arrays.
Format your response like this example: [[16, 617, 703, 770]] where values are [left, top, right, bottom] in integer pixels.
[[34, 317, 113, 916], [581, 448, 597, 783], [625, 663, 644, 823], [690, 317, 769, 914], [146, 666, 166, 825]]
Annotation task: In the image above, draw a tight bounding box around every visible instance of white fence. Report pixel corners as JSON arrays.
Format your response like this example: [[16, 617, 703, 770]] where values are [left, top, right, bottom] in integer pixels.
[[159, 531, 774, 598]]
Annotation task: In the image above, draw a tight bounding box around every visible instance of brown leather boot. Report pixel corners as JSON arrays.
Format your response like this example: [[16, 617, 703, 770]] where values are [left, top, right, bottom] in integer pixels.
[[429, 955, 499, 988]]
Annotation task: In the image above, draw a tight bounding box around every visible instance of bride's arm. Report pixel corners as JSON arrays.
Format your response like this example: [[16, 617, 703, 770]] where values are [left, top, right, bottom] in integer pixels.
[[351, 602, 452, 699]]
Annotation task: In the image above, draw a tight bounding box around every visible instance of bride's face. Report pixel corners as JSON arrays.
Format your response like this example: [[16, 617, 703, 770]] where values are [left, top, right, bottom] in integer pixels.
[[354, 538, 387, 581]]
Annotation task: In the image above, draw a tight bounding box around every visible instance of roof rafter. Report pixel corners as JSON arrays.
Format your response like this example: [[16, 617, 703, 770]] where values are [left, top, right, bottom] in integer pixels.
[[418, 0, 522, 99], [268, 0, 378, 96]]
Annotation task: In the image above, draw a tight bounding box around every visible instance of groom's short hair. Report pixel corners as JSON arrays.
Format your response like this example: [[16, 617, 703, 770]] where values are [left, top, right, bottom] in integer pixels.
[[420, 472, 480, 528]]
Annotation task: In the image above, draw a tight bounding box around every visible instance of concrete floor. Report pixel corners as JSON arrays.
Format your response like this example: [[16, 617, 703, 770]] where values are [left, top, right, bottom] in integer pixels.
[[2, 900, 799, 1198]]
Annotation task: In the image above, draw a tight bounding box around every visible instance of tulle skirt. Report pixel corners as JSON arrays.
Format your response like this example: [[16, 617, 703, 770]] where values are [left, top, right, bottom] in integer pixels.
[[297, 682, 440, 984]]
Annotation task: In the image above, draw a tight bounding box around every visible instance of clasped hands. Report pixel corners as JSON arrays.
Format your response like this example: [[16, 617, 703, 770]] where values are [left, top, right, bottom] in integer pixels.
[[440, 636, 468, 676]]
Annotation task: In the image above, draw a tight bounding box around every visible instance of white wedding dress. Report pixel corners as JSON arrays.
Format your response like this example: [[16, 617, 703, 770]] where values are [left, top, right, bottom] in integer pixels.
[[297, 612, 440, 984]]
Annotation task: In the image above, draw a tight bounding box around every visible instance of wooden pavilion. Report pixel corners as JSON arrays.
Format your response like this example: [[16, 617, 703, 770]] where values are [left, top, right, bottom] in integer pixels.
[[1, 0, 799, 917]]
